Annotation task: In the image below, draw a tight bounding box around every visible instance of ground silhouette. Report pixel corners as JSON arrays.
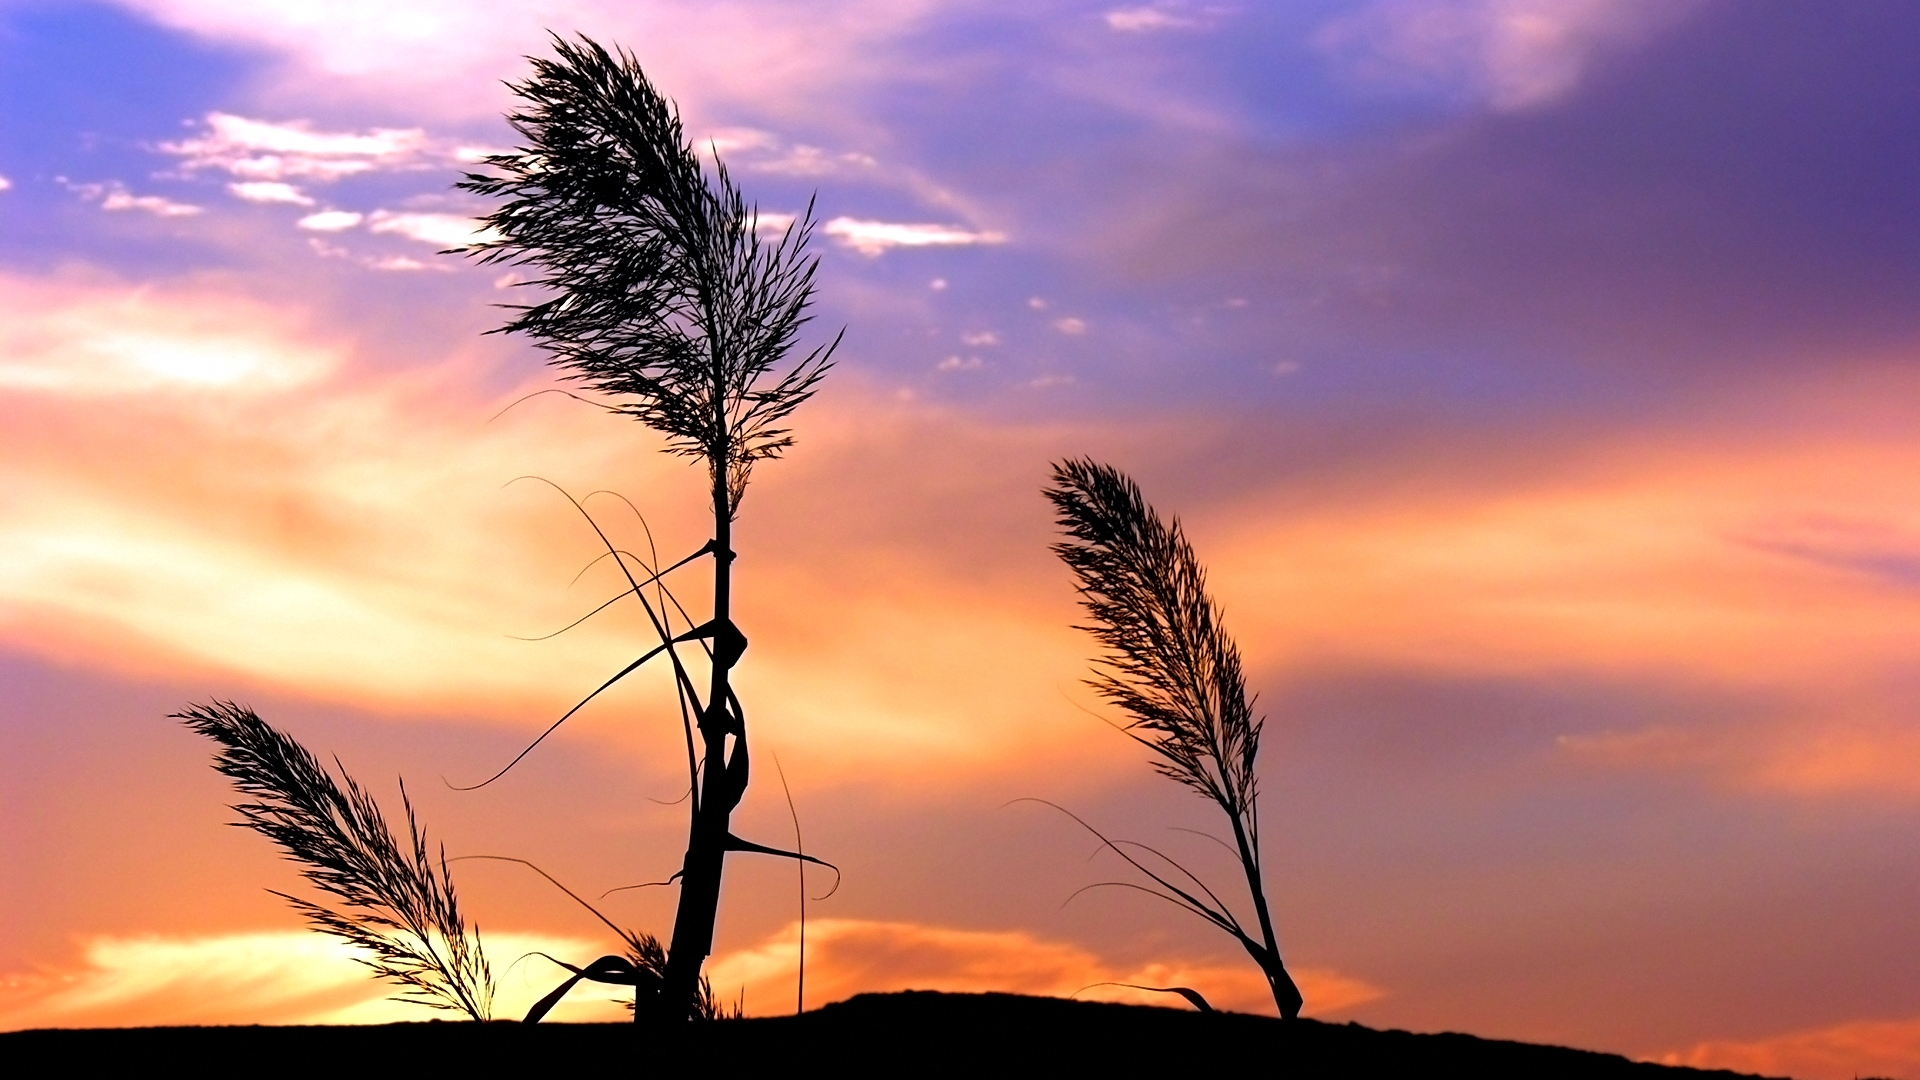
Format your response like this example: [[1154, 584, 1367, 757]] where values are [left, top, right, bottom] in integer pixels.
[[2, 991, 1788, 1078]]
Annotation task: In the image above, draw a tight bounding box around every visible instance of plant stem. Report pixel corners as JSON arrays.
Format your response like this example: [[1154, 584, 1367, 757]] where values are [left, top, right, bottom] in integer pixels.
[[660, 463, 739, 1019], [1228, 808, 1302, 1019]]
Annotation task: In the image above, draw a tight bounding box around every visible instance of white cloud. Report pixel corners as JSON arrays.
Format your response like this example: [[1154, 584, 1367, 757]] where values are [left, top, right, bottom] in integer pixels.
[[1105, 7, 1196, 32], [697, 126, 880, 177], [366, 210, 501, 248], [701, 126, 781, 155], [822, 217, 1006, 256], [753, 210, 798, 236], [298, 210, 365, 232], [450, 144, 510, 163], [0, 175, 12, 192], [1053, 316, 1087, 335], [104, 190, 202, 216], [161, 112, 433, 181], [365, 254, 446, 272], [229, 181, 315, 205], [755, 144, 878, 176], [65, 180, 202, 217], [1314, 0, 1702, 111]]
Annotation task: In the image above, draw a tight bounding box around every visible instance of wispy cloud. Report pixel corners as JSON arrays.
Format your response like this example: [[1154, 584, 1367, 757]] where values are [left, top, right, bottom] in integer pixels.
[[0, 278, 334, 395], [1104, 7, 1198, 33], [0, 921, 1379, 1030], [1661, 1014, 1920, 1080], [117, 0, 943, 126], [0, 931, 608, 1030], [0, 276, 1115, 782], [823, 217, 1006, 256], [366, 210, 501, 248], [706, 919, 1383, 1017], [297, 210, 364, 232], [161, 112, 434, 181], [1314, 0, 1703, 111], [752, 211, 798, 237], [64, 180, 202, 217], [1560, 720, 1920, 798], [699, 125, 881, 175], [228, 181, 315, 206]]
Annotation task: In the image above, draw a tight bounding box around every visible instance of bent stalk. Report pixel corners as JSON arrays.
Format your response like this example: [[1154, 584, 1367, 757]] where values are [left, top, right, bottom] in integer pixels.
[[458, 34, 836, 1020], [1045, 458, 1304, 1019]]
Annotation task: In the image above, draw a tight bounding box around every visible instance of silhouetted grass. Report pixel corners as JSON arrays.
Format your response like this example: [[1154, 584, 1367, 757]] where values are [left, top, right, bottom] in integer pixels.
[[1044, 459, 1305, 1019], [455, 34, 839, 1019], [177, 702, 493, 1020]]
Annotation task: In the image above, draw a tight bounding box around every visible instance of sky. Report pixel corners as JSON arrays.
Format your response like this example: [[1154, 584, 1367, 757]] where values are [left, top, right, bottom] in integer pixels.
[[3, 0, 1920, 1075]]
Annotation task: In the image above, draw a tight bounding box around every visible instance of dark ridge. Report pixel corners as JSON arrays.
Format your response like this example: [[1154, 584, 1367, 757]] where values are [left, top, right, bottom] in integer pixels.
[[0, 990, 1786, 1078]]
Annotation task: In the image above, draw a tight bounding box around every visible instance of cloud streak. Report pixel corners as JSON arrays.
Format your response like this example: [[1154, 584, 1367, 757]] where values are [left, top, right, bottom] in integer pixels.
[[1661, 1015, 1920, 1080], [1313, 0, 1703, 111], [823, 217, 1006, 256], [63, 180, 202, 217], [709, 919, 1382, 1018], [0, 931, 608, 1029], [161, 112, 435, 181], [0, 922, 1380, 1029]]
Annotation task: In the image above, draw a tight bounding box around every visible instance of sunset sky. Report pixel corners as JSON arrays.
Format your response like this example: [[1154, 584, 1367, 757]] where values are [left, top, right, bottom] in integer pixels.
[[5, 1, 1920, 1076]]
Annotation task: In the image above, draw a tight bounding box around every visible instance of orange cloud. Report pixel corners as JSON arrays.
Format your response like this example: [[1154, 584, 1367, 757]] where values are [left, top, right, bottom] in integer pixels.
[[0, 273, 1127, 793], [118, 0, 944, 128], [1559, 721, 1920, 797], [706, 918, 1382, 1019], [1212, 438, 1920, 688], [0, 922, 1379, 1030], [0, 931, 613, 1030], [1661, 1015, 1920, 1080], [13, 271, 1920, 799]]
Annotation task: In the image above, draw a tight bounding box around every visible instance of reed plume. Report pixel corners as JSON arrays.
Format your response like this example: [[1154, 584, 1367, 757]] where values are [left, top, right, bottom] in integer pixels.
[[455, 34, 837, 1019], [1045, 459, 1304, 1020], [178, 701, 494, 1021]]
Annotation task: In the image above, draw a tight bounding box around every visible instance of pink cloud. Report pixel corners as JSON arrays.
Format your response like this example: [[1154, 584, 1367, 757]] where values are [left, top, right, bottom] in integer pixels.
[[114, 0, 945, 126], [1314, 0, 1705, 111]]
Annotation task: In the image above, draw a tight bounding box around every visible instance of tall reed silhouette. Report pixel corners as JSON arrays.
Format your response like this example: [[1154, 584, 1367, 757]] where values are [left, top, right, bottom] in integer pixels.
[[1044, 459, 1305, 1020], [456, 35, 837, 1020], [178, 701, 494, 1020]]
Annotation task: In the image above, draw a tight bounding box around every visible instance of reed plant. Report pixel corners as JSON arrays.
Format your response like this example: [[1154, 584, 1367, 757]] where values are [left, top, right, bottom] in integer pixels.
[[454, 34, 837, 1021], [177, 701, 495, 1021], [1044, 459, 1305, 1019]]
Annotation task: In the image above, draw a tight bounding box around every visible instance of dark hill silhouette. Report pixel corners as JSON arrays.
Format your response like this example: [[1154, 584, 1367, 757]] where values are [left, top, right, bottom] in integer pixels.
[[1, 990, 1788, 1078]]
